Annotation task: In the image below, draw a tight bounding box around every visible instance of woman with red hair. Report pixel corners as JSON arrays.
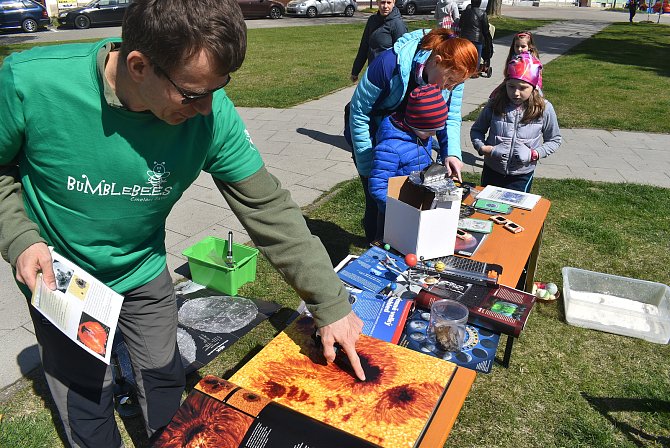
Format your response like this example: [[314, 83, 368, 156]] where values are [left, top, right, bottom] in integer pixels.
[[347, 28, 478, 242]]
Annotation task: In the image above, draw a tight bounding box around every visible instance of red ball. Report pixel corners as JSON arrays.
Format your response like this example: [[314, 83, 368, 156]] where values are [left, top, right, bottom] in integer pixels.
[[405, 253, 417, 267]]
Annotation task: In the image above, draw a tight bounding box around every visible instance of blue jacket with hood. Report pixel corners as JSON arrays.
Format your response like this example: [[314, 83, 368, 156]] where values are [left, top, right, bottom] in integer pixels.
[[369, 116, 434, 213], [348, 29, 464, 177]]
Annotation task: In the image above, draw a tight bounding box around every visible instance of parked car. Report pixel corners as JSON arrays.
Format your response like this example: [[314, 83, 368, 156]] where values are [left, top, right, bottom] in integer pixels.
[[395, 0, 435, 15], [237, 0, 285, 19], [0, 0, 50, 33], [58, 0, 130, 29], [285, 0, 356, 18], [456, 0, 488, 10]]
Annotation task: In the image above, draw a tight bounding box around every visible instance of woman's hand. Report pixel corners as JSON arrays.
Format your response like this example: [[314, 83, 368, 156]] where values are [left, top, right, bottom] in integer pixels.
[[350, 74, 358, 83], [444, 156, 463, 182]]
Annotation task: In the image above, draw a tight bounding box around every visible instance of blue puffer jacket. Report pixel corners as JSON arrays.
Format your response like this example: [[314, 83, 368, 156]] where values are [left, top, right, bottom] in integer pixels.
[[349, 29, 464, 177], [369, 116, 433, 213]]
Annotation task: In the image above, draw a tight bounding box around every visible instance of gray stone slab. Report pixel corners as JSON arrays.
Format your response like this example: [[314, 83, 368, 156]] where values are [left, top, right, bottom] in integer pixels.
[[279, 142, 334, 159], [534, 165, 576, 179], [289, 184, 328, 208], [298, 169, 356, 191], [192, 171, 218, 189], [254, 110, 297, 122], [326, 148, 355, 162], [578, 154, 637, 170], [0, 327, 39, 390], [166, 199, 234, 237], [325, 161, 357, 177], [0, 287, 31, 331], [255, 139, 290, 155], [259, 120, 304, 131], [618, 169, 670, 188], [265, 166, 309, 188], [263, 155, 338, 176], [270, 130, 318, 144], [165, 229, 189, 251], [568, 166, 627, 183], [186, 186, 232, 210]]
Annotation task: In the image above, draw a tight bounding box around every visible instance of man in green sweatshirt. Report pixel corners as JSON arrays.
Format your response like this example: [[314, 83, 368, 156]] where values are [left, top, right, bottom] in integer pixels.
[[0, 0, 365, 445]]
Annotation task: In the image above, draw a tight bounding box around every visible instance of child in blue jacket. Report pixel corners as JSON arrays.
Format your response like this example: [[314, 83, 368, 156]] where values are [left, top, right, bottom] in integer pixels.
[[369, 84, 449, 242]]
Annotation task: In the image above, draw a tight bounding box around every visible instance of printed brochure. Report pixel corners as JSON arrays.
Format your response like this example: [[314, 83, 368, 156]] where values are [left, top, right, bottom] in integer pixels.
[[476, 185, 541, 210], [31, 248, 123, 364]]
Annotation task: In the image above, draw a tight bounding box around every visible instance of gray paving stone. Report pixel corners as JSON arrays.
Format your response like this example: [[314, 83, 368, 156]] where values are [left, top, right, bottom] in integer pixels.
[[166, 198, 234, 237], [263, 154, 338, 176], [578, 154, 637, 170], [0, 327, 39, 390], [279, 142, 334, 159], [568, 166, 627, 183], [618, 169, 670, 187], [255, 110, 297, 122], [534, 165, 576, 179], [325, 161, 357, 177], [289, 184, 328, 208], [298, 169, 357, 191], [326, 148, 355, 162], [265, 166, 309, 188], [0, 287, 31, 331], [254, 139, 290, 155], [165, 229, 189, 251]]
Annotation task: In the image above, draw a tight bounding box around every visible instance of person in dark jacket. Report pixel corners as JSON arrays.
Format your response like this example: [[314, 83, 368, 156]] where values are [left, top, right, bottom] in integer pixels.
[[628, 0, 639, 22], [458, 0, 490, 72], [351, 0, 407, 82], [368, 84, 449, 241]]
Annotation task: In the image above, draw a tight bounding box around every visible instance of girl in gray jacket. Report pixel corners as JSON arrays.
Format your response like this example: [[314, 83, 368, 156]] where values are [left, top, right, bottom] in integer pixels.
[[471, 53, 561, 192]]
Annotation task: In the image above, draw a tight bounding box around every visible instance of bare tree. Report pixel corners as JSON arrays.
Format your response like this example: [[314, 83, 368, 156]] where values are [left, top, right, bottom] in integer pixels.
[[487, 0, 502, 15]]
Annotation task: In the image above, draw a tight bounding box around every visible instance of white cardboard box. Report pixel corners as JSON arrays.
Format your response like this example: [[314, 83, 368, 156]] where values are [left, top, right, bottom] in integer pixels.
[[383, 176, 460, 260]]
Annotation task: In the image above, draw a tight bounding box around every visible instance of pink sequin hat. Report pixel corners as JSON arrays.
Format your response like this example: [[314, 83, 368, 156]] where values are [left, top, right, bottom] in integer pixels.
[[507, 53, 543, 89]]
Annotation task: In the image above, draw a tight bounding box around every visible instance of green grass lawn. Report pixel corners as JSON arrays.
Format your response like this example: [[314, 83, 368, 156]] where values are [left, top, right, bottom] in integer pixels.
[[1, 176, 669, 448], [542, 22, 670, 133], [0, 17, 550, 109]]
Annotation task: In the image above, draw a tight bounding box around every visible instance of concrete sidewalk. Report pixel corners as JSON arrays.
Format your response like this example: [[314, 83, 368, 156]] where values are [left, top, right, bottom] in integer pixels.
[[2, 12, 669, 393]]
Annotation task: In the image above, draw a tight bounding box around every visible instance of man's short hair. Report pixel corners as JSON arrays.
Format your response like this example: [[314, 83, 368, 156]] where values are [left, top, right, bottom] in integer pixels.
[[471, 0, 482, 7], [121, 0, 246, 77]]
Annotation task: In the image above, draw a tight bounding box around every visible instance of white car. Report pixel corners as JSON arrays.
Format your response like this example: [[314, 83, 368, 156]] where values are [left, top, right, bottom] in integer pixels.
[[285, 0, 356, 17]]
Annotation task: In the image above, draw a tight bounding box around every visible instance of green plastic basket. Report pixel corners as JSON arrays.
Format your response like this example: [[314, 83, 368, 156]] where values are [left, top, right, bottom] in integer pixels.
[[182, 236, 258, 295]]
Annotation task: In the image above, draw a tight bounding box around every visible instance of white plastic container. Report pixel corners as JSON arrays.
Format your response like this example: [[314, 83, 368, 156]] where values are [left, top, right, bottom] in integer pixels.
[[562, 267, 670, 344]]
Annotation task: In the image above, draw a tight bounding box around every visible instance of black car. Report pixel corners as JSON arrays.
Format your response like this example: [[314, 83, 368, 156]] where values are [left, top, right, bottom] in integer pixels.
[[0, 0, 50, 33], [58, 0, 129, 29]]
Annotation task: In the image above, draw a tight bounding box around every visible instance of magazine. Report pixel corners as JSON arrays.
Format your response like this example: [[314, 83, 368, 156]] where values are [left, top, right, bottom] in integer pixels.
[[229, 315, 476, 448], [31, 248, 123, 364], [475, 185, 541, 210]]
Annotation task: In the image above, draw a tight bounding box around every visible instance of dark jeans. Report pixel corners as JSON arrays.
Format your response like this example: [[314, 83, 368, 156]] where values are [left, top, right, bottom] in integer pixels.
[[473, 41, 483, 71], [481, 164, 534, 192], [629, 7, 636, 21]]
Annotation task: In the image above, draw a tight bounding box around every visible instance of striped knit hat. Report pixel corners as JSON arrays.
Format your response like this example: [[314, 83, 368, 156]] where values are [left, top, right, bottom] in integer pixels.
[[403, 85, 449, 132]]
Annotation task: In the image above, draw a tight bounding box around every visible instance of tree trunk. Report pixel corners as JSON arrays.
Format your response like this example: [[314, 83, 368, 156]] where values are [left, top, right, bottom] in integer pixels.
[[487, 0, 502, 16]]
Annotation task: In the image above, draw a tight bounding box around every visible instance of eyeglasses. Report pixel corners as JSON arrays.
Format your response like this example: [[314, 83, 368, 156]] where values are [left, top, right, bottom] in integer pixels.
[[154, 64, 231, 105]]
